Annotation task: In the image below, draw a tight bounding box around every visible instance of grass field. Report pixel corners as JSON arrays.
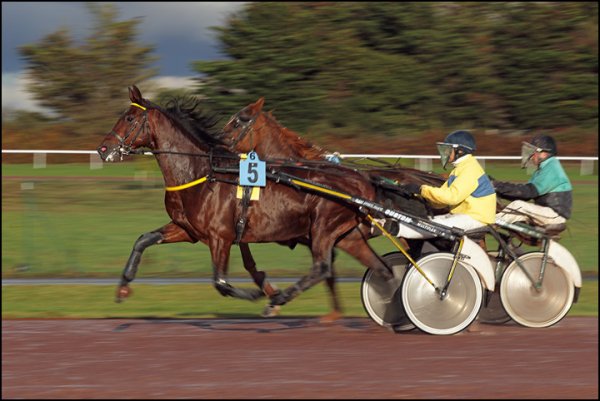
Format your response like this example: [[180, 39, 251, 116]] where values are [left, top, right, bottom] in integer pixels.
[[2, 159, 597, 318], [3, 160, 597, 278], [2, 281, 597, 319]]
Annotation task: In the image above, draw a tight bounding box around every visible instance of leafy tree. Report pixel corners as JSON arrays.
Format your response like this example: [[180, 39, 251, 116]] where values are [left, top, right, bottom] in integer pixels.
[[487, 2, 598, 129], [193, 1, 597, 141], [19, 3, 158, 136]]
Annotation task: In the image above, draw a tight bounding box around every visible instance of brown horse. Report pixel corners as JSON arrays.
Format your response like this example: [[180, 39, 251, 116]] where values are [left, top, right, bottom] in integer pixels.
[[219, 98, 445, 187], [214, 97, 448, 318], [97, 86, 393, 310]]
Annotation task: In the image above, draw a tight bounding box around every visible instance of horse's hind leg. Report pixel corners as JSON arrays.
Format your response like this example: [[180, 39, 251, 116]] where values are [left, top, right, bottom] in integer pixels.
[[269, 231, 337, 307], [321, 250, 343, 323], [116, 221, 193, 302], [336, 228, 393, 281]]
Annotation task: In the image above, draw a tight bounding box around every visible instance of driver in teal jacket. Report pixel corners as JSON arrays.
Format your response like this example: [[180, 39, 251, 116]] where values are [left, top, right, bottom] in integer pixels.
[[494, 134, 572, 227]]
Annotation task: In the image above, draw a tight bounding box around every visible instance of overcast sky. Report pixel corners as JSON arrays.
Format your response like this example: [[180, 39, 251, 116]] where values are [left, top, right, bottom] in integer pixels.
[[2, 1, 246, 112]]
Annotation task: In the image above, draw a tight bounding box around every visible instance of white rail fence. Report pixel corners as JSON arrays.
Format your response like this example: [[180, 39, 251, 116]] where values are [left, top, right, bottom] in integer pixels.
[[2, 149, 598, 175]]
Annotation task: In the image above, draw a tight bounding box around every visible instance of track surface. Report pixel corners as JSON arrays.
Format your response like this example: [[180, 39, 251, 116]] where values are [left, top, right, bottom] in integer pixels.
[[2, 317, 598, 399]]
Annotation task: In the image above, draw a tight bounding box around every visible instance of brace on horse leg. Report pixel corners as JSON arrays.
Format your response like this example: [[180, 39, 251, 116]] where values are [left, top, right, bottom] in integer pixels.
[[116, 222, 193, 302]]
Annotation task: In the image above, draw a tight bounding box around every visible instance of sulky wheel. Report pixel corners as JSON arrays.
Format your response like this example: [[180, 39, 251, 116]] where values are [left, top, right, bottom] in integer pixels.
[[499, 252, 574, 328], [361, 252, 415, 332], [401, 253, 483, 335]]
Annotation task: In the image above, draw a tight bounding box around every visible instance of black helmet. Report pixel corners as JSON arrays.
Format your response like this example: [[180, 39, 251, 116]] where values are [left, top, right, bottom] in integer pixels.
[[530, 134, 557, 155], [520, 134, 557, 168], [436, 130, 476, 169]]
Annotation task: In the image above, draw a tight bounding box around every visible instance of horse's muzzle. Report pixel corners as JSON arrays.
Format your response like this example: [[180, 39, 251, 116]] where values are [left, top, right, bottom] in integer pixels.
[[97, 144, 120, 162]]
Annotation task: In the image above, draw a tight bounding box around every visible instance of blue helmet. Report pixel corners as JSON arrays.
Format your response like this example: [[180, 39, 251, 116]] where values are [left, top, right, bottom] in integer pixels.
[[443, 130, 476, 152], [436, 130, 476, 169]]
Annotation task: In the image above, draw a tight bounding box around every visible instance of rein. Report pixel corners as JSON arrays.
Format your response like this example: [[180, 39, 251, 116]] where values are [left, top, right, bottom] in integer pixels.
[[116, 103, 375, 191]]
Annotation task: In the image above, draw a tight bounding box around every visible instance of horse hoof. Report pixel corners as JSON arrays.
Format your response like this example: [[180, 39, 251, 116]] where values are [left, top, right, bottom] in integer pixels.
[[115, 286, 131, 303], [261, 304, 281, 318], [319, 310, 343, 324]]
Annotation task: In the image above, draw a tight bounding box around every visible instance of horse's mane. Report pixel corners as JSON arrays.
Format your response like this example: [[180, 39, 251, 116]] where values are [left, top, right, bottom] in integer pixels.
[[262, 111, 328, 160], [158, 96, 225, 148]]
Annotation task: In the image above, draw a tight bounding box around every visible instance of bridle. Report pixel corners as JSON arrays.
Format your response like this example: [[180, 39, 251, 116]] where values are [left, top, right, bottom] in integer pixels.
[[227, 111, 259, 149], [109, 102, 150, 159]]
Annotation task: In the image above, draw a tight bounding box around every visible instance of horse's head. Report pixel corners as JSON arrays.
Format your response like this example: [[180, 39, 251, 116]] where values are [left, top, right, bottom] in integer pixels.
[[97, 85, 153, 162], [220, 97, 266, 151]]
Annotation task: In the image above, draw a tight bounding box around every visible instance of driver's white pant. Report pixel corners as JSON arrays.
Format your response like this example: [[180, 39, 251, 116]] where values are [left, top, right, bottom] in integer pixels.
[[395, 213, 486, 239], [496, 200, 566, 226]]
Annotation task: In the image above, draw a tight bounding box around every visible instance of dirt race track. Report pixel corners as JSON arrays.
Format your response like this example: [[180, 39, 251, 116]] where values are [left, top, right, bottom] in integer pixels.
[[2, 317, 598, 399]]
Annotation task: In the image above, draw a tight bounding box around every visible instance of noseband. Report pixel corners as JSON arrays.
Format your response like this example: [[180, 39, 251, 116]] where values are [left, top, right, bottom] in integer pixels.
[[110, 102, 149, 158]]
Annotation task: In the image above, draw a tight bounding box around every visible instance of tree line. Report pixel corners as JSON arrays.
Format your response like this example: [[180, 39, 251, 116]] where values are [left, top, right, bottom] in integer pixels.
[[4, 2, 598, 151]]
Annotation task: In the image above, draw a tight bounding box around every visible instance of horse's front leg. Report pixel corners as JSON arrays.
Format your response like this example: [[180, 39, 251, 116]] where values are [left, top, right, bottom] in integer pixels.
[[238, 242, 282, 317], [116, 221, 193, 302], [212, 238, 264, 301], [238, 242, 279, 297]]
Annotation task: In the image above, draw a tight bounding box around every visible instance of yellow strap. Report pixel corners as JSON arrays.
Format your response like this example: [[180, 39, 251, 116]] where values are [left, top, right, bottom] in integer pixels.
[[131, 102, 147, 111], [290, 179, 352, 200], [366, 214, 437, 288], [236, 186, 260, 200], [165, 176, 208, 192]]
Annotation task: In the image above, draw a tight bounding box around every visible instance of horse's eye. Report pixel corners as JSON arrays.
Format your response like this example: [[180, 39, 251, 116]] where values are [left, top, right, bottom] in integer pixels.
[[126, 115, 134, 123]]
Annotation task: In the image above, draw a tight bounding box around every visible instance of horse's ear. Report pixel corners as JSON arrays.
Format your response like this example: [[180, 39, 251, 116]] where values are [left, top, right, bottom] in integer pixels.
[[254, 97, 265, 111], [129, 85, 143, 103]]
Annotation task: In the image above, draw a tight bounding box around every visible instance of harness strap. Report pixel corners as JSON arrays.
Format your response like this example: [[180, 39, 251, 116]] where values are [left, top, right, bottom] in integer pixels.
[[234, 186, 252, 244], [164, 171, 252, 243], [165, 176, 209, 192], [131, 102, 147, 111]]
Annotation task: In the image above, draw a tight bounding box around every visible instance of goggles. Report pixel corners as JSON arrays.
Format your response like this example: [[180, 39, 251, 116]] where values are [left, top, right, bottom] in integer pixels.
[[520, 141, 543, 168], [436, 142, 456, 170]]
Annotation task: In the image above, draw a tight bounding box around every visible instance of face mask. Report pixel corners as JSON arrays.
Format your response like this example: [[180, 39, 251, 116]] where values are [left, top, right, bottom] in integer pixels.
[[436, 142, 455, 170], [521, 141, 540, 168]]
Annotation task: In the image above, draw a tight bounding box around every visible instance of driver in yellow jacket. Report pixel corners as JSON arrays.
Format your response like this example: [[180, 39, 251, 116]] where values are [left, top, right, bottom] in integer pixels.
[[382, 130, 496, 238]]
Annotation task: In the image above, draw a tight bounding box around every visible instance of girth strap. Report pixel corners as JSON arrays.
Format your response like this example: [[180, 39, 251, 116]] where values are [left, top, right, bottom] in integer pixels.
[[235, 186, 252, 244]]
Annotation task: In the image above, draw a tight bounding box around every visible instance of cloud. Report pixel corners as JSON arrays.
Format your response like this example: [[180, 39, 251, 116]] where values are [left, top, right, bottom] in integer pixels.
[[1, 73, 199, 114], [2, 2, 247, 74], [148, 76, 197, 89], [2, 2, 247, 112], [1, 72, 53, 114]]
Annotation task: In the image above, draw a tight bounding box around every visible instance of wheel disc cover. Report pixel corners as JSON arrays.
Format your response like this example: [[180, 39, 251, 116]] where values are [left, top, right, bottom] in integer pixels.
[[402, 254, 482, 335], [500, 253, 573, 328], [361, 253, 414, 331]]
